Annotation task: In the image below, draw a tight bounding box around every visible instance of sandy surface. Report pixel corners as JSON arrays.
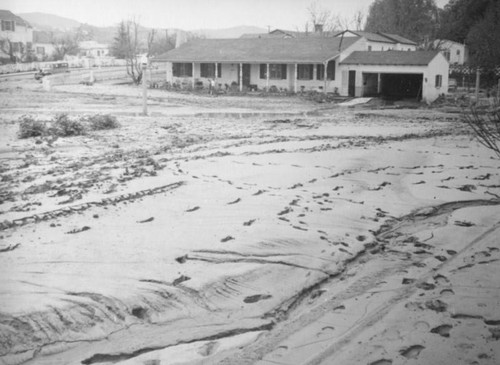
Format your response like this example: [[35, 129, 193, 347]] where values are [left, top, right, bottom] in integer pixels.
[[0, 78, 499, 365]]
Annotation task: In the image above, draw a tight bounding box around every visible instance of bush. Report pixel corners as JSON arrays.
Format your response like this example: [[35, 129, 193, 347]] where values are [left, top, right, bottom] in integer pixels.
[[50, 113, 87, 137], [17, 113, 120, 139], [18, 115, 47, 139], [87, 114, 120, 130]]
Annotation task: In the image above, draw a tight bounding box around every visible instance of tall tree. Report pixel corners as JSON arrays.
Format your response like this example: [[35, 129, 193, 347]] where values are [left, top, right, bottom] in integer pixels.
[[439, 0, 500, 69], [52, 35, 79, 60], [365, 0, 440, 43]]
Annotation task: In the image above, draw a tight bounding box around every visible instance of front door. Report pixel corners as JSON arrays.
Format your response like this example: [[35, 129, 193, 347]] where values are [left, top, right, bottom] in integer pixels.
[[242, 64, 251, 86], [348, 70, 356, 97]]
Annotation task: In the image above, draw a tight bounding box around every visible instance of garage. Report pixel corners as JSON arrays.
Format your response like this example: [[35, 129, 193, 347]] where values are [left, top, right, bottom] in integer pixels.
[[380, 73, 423, 100], [340, 50, 449, 103]]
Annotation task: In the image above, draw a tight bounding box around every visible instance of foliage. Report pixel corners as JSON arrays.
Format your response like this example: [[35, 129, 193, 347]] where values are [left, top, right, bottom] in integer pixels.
[[463, 99, 500, 158], [86, 114, 120, 130], [364, 0, 440, 43], [438, 0, 500, 69], [52, 35, 79, 61], [18, 116, 47, 139], [17, 114, 120, 139], [49, 113, 87, 136]]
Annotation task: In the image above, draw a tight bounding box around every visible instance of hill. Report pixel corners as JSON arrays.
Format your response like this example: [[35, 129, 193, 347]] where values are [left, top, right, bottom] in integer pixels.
[[19, 12, 81, 30]]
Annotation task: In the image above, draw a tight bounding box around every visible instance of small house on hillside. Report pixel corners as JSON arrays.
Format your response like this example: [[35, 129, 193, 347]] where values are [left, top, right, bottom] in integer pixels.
[[153, 33, 448, 103]]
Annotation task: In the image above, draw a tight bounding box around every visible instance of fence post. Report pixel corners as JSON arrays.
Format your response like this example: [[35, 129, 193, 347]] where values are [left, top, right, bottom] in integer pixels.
[[142, 63, 148, 116]]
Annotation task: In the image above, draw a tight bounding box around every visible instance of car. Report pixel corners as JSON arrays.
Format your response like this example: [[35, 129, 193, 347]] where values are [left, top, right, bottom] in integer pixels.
[[34, 62, 70, 80]]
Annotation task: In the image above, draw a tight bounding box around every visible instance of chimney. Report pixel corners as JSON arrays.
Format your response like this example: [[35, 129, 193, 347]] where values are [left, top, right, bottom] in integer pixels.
[[314, 24, 323, 33]]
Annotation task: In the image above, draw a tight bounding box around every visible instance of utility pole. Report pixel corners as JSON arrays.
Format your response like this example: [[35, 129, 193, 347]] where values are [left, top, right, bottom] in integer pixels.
[[141, 55, 148, 116], [475, 67, 480, 103]]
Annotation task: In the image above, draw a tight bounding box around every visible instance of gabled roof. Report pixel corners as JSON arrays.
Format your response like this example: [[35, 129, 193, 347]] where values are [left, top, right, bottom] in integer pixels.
[[337, 30, 416, 45], [0, 10, 31, 27], [154, 36, 361, 64], [340, 50, 441, 66]]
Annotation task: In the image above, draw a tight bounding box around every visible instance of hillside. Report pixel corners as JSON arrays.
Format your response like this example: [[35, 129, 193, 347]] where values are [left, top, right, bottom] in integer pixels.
[[19, 12, 81, 30]]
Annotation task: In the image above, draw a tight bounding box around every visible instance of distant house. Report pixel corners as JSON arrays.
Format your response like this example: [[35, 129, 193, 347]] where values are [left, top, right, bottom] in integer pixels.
[[32, 30, 55, 60], [79, 40, 110, 58], [0, 9, 33, 62], [433, 40, 468, 65], [153, 33, 448, 103], [335, 30, 417, 51]]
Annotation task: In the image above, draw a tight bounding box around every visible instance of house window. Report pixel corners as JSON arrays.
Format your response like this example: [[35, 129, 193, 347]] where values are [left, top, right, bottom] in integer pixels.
[[1, 20, 15, 31], [260, 64, 287, 80], [172, 63, 193, 77], [456, 49, 460, 56], [443, 50, 450, 61], [36, 46, 45, 55], [435, 74, 442, 88], [200, 63, 222, 78], [368, 45, 372, 51], [316, 61, 335, 80], [297, 64, 313, 80]]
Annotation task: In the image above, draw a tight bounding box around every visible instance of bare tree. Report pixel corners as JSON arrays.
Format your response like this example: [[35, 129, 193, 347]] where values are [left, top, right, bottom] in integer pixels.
[[463, 99, 500, 158], [307, 1, 338, 34], [112, 18, 157, 84], [52, 35, 79, 61]]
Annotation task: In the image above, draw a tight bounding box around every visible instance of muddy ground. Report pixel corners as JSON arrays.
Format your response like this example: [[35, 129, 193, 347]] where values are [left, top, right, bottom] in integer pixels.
[[0, 79, 499, 365]]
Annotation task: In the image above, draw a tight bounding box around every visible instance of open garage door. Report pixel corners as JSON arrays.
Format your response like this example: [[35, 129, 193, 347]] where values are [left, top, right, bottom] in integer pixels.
[[380, 73, 423, 100]]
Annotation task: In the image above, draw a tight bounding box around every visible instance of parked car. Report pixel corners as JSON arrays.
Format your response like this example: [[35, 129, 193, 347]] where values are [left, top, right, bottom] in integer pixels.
[[34, 62, 70, 80]]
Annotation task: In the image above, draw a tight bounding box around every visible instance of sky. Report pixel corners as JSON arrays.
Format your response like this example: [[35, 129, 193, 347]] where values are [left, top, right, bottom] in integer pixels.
[[1, 0, 450, 31]]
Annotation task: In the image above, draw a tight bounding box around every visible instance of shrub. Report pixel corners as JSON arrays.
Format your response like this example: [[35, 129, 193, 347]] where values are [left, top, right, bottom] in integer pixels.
[[87, 114, 120, 130], [18, 115, 47, 139], [50, 113, 87, 137]]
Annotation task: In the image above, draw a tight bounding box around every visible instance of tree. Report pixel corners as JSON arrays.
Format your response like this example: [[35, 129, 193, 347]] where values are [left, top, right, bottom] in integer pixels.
[[365, 0, 440, 43], [439, 0, 500, 69], [52, 35, 79, 60], [463, 99, 500, 159], [110, 18, 159, 84]]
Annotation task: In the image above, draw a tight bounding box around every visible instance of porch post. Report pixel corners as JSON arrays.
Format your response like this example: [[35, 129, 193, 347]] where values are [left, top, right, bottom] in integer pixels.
[[323, 61, 327, 94], [377, 73, 382, 94], [239, 63, 243, 92], [266, 63, 270, 91], [294, 63, 298, 93], [192, 62, 195, 88]]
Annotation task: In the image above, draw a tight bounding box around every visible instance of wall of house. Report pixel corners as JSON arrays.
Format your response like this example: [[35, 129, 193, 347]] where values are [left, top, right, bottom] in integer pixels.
[[0, 24, 33, 44], [422, 53, 449, 102]]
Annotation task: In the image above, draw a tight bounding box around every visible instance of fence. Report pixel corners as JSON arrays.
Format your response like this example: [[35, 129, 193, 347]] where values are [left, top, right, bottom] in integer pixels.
[[42, 64, 168, 90], [0, 57, 127, 74]]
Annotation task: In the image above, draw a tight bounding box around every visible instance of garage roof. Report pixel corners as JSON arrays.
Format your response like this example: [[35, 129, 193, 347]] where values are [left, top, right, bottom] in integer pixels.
[[154, 36, 360, 64], [340, 50, 441, 66]]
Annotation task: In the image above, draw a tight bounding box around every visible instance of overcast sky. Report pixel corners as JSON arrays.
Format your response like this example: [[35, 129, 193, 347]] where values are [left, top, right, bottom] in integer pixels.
[[1, 0, 450, 30]]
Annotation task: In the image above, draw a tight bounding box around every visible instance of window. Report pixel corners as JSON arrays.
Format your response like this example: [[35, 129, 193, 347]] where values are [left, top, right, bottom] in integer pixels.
[[456, 49, 461, 56], [297, 64, 313, 80], [443, 50, 450, 61], [316, 61, 335, 80], [1, 20, 15, 31], [368, 45, 372, 51], [36, 46, 45, 55], [172, 63, 193, 77], [200, 63, 222, 78], [260, 64, 287, 80], [435, 74, 442, 88]]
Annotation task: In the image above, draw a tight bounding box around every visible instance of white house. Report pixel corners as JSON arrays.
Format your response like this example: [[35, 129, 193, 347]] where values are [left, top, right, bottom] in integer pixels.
[[153, 34, 448, 103], [79, 41, 110, 58], [433, 39, 468, 65], [0, 10, 33, 62]]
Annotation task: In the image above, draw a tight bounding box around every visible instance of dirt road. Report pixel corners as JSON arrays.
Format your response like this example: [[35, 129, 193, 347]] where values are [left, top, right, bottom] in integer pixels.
[[0, 79, 499, 365]]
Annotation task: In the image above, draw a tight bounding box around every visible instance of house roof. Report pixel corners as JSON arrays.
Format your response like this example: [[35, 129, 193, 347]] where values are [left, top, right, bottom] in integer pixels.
[[0, 10, 31, 27], [338, 31, 416, 45], [241, 28, 340, 39], [340, 50, 441, 66], [154, 36, 360, 64]]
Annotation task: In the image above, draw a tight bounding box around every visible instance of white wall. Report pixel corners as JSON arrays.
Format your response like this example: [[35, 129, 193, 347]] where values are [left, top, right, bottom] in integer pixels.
[[0, 24, 33, 44], [423, 53, 449, 102]]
